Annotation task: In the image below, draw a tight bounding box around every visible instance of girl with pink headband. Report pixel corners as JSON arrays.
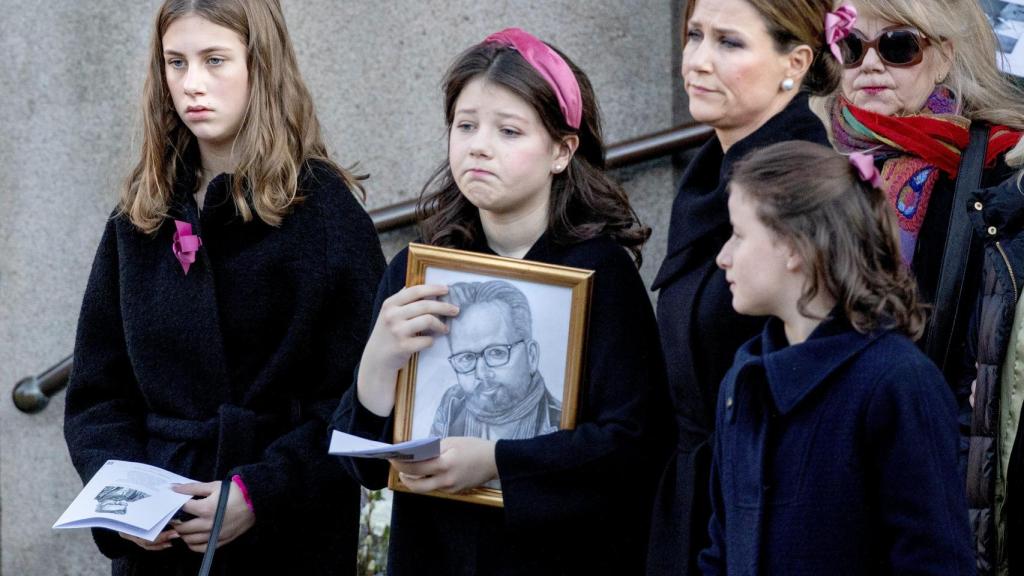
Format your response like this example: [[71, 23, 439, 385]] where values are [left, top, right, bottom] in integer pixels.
[[331, 28, 673, 575]]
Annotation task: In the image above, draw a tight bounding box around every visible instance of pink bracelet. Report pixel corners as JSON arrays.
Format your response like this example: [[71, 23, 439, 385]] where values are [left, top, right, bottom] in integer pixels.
[[231, 474, 254, 513]]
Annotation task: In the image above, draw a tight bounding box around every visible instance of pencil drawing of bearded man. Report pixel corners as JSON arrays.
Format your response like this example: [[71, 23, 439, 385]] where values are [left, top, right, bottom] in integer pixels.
[[430, 280, 561, 441]]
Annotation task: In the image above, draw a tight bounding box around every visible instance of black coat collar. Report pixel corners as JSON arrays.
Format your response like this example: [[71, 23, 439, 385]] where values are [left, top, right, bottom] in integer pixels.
[[652, 93, 827, 290], [170, 167, 243, 227], [467, 228, 558, 262], [729, 313, 883, 416]]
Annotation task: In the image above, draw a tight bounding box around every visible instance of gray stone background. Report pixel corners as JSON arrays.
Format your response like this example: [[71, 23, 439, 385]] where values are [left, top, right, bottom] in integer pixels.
[[0, 1, 689, 573]]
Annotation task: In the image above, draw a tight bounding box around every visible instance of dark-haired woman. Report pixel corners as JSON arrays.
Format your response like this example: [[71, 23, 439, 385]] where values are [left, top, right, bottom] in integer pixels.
[[647, 0, 842, 573], [330, 28, 672, 575]]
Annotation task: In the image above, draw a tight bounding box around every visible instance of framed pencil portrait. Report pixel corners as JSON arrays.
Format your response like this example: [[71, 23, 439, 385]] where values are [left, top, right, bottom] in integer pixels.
[[388, 243, 593, 507]]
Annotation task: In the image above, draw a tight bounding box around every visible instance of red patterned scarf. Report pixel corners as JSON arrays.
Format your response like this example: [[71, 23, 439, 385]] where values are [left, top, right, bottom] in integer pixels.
[[831, 88, 1021, 262]]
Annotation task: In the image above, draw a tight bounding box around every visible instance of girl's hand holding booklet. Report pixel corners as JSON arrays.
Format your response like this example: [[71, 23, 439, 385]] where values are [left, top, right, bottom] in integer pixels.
[[56, 433, 439, 543], [53, 460, 194, 542]]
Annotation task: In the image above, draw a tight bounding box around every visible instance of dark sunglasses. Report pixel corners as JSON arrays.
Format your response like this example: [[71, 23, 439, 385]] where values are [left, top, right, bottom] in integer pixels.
[[839, 26, 931, 69]]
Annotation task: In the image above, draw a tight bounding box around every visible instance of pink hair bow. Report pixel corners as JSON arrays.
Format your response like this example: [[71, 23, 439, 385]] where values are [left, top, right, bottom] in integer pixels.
[[849, 152, 883, 189], [483, 28, 582, 129], [825, 4, 858, 64], [172, 219, 202, 275]]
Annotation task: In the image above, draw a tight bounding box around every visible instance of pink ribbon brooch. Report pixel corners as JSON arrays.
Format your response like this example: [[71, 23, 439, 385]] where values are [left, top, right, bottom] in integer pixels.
[[825, 4, 858, 64], [172, 219, 202, 275], [849, 152, 883, 189]]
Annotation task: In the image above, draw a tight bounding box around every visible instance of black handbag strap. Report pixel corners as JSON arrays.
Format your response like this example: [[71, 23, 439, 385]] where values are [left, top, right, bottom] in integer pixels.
[[197, 478, 233, 576], [923, 121, 990, 375]]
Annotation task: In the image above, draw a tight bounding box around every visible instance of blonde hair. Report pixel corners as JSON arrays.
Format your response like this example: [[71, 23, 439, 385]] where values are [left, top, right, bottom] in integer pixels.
[[841, 0, 1024, 165], [120, 0, 362, 234]]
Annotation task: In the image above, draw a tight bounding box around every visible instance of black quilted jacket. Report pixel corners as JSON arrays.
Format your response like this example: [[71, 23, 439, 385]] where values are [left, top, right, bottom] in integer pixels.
[[967, 173, 1024, 575]]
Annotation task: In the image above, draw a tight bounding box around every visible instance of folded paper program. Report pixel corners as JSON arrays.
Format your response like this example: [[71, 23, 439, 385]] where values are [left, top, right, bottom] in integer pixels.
[[328, 430, 440, 462]]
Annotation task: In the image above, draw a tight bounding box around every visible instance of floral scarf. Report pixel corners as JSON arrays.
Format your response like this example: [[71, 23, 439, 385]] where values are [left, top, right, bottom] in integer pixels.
[[831, 87, 1021, 262]]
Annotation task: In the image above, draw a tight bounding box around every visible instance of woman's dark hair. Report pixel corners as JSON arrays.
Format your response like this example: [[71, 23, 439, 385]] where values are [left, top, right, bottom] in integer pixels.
[[416, 41, 650, 266], [731, 141, 928, 339], [683, 0, 841, 95]]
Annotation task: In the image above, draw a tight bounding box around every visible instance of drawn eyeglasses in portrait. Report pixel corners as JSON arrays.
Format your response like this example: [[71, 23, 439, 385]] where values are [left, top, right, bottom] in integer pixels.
[[389, 244, 593, 507], [448, 340, 524, 373]]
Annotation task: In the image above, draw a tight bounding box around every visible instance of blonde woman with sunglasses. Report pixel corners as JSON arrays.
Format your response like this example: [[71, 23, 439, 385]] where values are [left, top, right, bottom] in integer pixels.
[[818, 1, 1024, 574]]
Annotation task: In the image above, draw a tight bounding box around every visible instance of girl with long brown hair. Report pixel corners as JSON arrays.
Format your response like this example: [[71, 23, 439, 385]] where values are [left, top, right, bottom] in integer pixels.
[[63, 1, 384, 574], [331, 28, 672, 575]]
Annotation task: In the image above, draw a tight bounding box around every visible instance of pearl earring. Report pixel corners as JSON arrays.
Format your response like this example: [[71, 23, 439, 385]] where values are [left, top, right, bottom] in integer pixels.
[[781, 78, 795, 91], [554, 165, 563, 172]]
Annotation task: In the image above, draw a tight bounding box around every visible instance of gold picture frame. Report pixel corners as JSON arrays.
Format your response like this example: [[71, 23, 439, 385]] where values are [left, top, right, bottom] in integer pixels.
[[388, 243, 593, 507]]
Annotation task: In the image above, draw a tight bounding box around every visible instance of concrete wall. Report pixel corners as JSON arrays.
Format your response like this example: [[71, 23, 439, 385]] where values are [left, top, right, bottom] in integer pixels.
[[0, 1, 686, 573]]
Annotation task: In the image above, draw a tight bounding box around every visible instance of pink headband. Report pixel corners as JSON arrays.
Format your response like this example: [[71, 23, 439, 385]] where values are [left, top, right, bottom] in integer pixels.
[[483, 28, 583, 129], [849, 152, 883, 188], [825, 5, 858, 64]]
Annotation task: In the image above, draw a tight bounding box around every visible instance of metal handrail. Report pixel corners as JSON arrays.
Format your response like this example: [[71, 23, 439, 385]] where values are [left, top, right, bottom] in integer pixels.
[[12, 354, 73, 413], [11, 121, 712, 413]]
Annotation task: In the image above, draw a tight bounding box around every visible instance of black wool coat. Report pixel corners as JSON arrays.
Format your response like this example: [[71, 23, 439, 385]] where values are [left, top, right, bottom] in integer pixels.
[[646, 93, 829, 576], [331, 234, 674, 576], [700, 316, 974, 575], [64, 162, 385, 576]]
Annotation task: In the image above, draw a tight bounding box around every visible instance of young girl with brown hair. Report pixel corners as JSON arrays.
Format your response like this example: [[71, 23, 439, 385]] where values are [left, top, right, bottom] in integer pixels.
[[331, 28, 672, 575], [63, 1, 384, 574], [702, 140, 972, 574]]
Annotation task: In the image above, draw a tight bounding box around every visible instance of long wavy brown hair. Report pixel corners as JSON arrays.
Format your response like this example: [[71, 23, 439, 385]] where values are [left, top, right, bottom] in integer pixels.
[[731, 141, 928, 339], [417, 40, 650, 266], [119, 0, 361, 234]]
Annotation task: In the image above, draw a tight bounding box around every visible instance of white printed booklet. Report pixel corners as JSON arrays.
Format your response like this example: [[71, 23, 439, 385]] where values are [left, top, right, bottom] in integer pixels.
[[329, 430, 440, 462], [53, 460, 195, 542]]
